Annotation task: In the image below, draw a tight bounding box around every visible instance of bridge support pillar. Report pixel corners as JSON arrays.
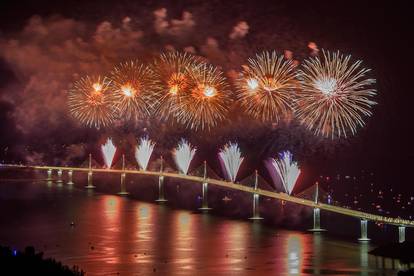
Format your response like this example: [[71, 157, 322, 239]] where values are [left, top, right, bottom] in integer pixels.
[[56, 169, 63, 186], [155, 175, 167, 202], [358, 219, 370, 242], [67, 170, 74, 185], [398, 226, 406, 243], [85, 171, 95, 189], [199, 182, 212, 211], [249, 193, 263, 220], [47, 169, 53, 181], [118, 173, 129, 196], [308, 208, 326, 232]]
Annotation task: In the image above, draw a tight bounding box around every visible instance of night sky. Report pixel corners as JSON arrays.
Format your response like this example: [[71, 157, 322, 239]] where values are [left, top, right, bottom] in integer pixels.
[[0, 1, 413, 192]]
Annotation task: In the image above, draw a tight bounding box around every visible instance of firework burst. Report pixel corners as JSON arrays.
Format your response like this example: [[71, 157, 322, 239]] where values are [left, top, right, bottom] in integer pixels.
[[135, 136, 155, 171], [110, 60, 159, 121], [102, 138, 117, 169], [269, 151, 300, 195], [176, 63, 232, 130], [68, 75, 117, 128], [235, 51, 297, 123], [173, 138, 196, 175], [152, 52, 200, 121], [219, 142, 244, 182], [295, 50, 376, 138]]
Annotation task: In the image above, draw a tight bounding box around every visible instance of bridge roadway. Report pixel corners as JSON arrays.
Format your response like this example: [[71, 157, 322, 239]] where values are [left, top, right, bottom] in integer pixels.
[[2, 164, 414, 228]]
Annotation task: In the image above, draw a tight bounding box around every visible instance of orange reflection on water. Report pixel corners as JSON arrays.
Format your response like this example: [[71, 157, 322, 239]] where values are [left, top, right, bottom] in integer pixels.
[[133, 203, 156, 265], [284, 233, 309, 275], [219, 222, 249, 272], [171, 211, 197, 271], [101, 196, 122, 264]]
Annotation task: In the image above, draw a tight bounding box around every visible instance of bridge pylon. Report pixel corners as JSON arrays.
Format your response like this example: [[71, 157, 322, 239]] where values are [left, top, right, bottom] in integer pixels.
[[46, 169, 53, 181], [199, 161, 212, 211], [249, 170, 263, 220], [398, 226, 406, 243], [85, 154, 96, 189], [67, 170, 74, 185], [358, 219, 370, 242], [308, 183, 326, 232], [56, 169, 63, 186], [117, 155, 129, 196], [155, 156, 167, 203]]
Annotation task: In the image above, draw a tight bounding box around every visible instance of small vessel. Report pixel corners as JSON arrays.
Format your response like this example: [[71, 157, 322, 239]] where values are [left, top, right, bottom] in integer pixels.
[[222, 195, 232, 202]]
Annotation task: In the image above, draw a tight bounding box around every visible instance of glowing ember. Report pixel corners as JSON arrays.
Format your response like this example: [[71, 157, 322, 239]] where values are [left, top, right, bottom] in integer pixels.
[[92, 82, 102, 92], [313, 77, 337, 95], [203, 86, 216, 97], [246, 78, 259, 91], [121, 84, 136, 97]]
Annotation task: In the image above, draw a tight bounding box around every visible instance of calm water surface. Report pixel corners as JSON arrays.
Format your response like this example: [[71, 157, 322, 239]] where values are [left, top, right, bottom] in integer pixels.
[[0, 176, 408, 275]]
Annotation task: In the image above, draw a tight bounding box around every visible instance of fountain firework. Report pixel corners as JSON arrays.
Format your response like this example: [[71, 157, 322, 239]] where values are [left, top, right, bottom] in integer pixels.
[[173, 139, 196, 175], [269, 151, 300, 195], [135, 136, 155, 171], [219, 142, 244, 182], [101, 138, 117, 169]]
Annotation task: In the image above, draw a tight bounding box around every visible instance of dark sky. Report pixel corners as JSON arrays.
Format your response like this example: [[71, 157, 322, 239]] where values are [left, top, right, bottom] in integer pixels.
[[0, 0, 413, 190]]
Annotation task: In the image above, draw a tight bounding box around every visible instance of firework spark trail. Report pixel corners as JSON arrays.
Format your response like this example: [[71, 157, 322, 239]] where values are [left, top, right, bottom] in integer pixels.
[[101, 138, 117, 169], [175, 62, 232, 130], [172, 138, 196, 175], [152, 52, 200, 121], [135, 136, 155, 171], [68, 75, 117, 128], [269, 151, 300, 195], [295, 50, 376, 138], [235, 51, 297, 123], [218, 142, 244, 182], [111, 60, 160, 121]]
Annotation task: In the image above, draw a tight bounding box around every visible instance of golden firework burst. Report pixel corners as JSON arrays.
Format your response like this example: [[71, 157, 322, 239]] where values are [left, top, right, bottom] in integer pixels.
[[295, 50, 376, 138], [175, 62, 232, 130], [152, 52, 200, 121], [110, 60, 159, 121], [68, 75, 117, 128], [235, 51, 298, 123]]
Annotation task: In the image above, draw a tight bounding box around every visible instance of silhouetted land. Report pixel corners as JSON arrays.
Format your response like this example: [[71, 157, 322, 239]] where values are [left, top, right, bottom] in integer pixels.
[[0, 245, 84, 275]]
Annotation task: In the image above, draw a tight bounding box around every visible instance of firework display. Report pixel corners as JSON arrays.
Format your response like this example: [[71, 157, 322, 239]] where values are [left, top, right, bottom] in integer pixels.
[[102, 138, 117, 169], [110, 60, 159, 121], [173, 138, 196, 175], [295, 50, 376, 138], [176, 62, 232, 130], [152, 52, 200, 121], [269, 151, 300, 195], [235, 51, 297, 123], [219, 142, 244, 182], [135, 136, 156, 171], [67, 50, 376, 139], [68, 75, 117, 128]]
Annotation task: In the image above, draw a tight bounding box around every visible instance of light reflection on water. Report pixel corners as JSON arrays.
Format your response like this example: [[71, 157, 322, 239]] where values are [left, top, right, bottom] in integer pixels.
[[0, 180, 409, 275]]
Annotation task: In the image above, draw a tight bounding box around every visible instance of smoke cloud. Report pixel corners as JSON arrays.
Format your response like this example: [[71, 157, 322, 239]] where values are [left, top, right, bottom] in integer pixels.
[[0, 5, 331, 178], [229, 21, 249, 40]]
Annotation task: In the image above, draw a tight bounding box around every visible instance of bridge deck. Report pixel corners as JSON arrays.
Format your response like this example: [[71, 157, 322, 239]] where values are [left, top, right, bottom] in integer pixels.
[[2, 164, 413, 227]]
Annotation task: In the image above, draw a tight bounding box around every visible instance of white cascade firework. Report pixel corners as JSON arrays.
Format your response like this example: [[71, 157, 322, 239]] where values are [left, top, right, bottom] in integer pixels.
[[101, 138, 116, 169], [135, 137, 156, 171], [270, 151, 300, 195], [173, 139, 196, 175], [219, 142, 244, 182]]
